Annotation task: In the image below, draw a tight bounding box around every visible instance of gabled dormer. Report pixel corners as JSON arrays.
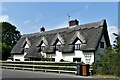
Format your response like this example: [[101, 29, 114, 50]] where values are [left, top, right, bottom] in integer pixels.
[[51, 34, 65, 51], [36, 37, 48, 52], [24, 38, 31, 49], [69, 31, 86, 45], [21, 38, 31, 48], [51, 34, 65, 45], [68, 31, 86, 51], [20, 38, 31, 52]]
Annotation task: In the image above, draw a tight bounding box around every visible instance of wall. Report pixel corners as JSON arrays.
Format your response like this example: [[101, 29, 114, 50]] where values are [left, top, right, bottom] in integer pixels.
[[55, 51, 63, 62], [13, 54, 24, 61], [83, 52, 94, 65], [95, 35, 106, 61], [47, 40, 95, 64]]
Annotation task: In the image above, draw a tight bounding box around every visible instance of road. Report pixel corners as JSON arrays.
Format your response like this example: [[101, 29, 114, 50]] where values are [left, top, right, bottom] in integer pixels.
[[1, 69, 114, 80]]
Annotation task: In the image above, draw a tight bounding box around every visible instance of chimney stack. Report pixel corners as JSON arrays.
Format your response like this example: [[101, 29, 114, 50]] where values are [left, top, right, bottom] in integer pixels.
[[69, 19, 79, 27], [40, 27, 45, 32]]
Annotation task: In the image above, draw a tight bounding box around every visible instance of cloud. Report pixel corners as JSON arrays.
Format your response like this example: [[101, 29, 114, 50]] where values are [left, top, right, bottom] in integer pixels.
[[108, 26, 118, 45], [24, 20, 31, 24], [55, 21, 68, 29], [24, 14, 42, 25], [0, 15, 9, 22]]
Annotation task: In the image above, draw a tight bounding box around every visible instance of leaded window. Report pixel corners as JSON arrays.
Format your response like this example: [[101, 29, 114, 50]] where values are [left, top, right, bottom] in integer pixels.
[[75, 44, 80, 50]]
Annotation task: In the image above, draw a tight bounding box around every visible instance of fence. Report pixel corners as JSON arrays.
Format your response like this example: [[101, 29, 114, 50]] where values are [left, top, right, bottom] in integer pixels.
[[1, 61, 79, 74]]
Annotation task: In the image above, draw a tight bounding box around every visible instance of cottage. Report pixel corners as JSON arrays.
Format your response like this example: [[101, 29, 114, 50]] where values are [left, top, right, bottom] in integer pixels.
[[10, 19, 110, 64]]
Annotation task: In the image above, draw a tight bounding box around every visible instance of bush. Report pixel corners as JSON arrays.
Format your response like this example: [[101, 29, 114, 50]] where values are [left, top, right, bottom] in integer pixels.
[[92, 47, 120, 77]]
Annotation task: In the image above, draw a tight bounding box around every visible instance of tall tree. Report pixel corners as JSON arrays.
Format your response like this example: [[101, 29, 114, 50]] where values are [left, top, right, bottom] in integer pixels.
[[0, 22, 21, 60]]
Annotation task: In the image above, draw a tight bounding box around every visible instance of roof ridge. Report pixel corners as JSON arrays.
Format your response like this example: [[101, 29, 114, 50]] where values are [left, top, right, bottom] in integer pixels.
[[22, 20, 105, 38]]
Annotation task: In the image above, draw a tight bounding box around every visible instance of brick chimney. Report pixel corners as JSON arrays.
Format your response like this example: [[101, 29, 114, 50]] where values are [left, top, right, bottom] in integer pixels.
[[69, 19, 79, 27]]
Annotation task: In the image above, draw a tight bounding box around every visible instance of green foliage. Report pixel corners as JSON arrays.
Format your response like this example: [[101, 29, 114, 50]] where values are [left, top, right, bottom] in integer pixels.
[[93, 33, 120, 77], [41, 56, 53, 61], [0, 22, 21, 60], [2, 43, 12, 60]]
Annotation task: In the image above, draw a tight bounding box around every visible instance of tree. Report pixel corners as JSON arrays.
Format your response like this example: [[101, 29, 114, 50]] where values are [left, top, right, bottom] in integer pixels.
[[112, 33, 120, 76], [0, 22, 21, 60], [93, 33, 120, 77]]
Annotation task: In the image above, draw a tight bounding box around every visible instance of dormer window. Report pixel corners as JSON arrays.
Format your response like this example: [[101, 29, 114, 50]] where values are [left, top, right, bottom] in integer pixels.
[[75, 44, 80, 50], [56, 45, 61, 51], [41, 46, 45, 51], [55, 41, 61, 51], [23, 40, 30, 52], [40, 42, 45, 51], [74, 40, 81, 50], [36, 36, 48, 52]]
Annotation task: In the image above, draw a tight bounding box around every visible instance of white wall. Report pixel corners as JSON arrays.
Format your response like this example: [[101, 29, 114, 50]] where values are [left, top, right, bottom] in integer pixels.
[[83, 52, 94, 65], [62, 51, 94, 65], [55, 51, 63, 62], [62, 51, 84, 62], [13, 54, 24, 61]]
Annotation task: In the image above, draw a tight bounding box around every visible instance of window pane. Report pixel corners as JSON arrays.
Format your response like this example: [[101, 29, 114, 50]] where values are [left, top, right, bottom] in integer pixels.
[[75, 44, 80, 50], [73, 58, 81, 62], [41, 46, 45, 51], [56, 45, 60, 50], [100, 42, 104, 48]]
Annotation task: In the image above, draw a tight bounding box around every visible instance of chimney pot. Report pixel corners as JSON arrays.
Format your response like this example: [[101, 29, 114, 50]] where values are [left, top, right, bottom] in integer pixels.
[[40, 27, 45, 32]]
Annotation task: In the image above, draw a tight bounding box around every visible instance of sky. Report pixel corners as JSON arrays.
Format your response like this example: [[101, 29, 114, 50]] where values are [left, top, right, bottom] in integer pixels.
[[1, 2, 118, 45]]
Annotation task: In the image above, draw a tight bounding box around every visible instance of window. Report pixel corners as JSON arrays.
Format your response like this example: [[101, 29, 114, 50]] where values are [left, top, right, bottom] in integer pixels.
[[100, 42, 104, 48], [75, 44, 80, 50], [84, 53, 91, 64], [51, 58, 55, 61], [56, 45, 61, 51], [73, 58, 81, 62], [41, 46, 45, 51], [15, 59, 20, 61]]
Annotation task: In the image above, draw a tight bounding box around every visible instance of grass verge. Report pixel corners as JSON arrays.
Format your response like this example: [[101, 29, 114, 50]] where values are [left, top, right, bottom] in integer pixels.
[[92, 74, 120, 80]]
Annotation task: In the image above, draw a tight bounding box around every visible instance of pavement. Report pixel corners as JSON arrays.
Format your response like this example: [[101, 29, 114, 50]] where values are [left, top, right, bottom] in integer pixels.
[[1, 69, 116, 80]]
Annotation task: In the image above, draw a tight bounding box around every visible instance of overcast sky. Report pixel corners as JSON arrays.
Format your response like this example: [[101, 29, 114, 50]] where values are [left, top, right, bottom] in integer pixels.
[[1, 2, 118, 45]]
